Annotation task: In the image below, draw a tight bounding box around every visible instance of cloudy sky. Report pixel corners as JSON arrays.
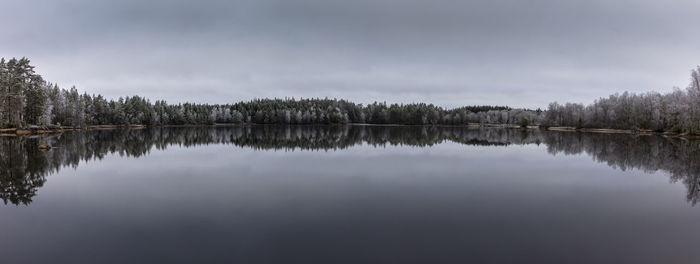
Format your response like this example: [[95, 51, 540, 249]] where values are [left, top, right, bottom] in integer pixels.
[[2, 0, 699, 108]]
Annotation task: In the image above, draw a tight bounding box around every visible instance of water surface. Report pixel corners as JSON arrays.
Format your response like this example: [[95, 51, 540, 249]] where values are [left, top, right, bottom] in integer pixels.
[[1, 126, 699, 263]]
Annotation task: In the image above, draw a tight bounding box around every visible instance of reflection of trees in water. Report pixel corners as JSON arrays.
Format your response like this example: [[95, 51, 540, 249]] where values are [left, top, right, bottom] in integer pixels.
[[0, 137, 52, 205], [541, 132, 700, 205], [1, 125, 698, 205]]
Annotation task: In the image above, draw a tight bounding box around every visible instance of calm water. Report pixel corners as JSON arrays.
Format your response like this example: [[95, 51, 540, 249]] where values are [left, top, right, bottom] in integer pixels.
[[1, 125, 700, 263]]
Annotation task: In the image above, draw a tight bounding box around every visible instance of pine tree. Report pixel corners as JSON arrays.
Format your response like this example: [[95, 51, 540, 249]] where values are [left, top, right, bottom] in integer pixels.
[[23, 74, 46, 125]]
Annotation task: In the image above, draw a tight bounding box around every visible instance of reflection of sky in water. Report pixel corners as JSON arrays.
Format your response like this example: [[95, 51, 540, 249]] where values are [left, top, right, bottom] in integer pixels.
[[0, 126, 699, 263]]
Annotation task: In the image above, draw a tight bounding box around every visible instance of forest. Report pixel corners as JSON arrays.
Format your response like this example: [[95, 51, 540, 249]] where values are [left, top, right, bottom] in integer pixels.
[[543, 68, 700, 133], [1, 57, 700, 134], [0, 57, 539, 128]]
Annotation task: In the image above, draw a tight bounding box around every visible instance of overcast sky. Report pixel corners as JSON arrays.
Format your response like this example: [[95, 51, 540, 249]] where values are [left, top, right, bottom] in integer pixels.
[[2, 0, 699, 108]]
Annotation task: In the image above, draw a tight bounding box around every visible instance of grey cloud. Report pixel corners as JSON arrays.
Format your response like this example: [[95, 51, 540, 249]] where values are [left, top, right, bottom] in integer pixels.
[[2, 0, 699, 108]]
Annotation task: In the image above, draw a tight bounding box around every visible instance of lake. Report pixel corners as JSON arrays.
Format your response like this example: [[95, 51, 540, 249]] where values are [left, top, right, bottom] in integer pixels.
[[1, 125, 699, 263]]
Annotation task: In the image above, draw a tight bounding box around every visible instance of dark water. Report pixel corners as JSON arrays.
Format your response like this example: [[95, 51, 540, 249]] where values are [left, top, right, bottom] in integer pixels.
[[1, 125, 700, 264]]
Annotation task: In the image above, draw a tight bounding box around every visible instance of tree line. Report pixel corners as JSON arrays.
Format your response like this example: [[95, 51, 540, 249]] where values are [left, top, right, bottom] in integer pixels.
[[0, 57, 540, 128], [542, 66, 700, 134], [2, 57, 700, 134]]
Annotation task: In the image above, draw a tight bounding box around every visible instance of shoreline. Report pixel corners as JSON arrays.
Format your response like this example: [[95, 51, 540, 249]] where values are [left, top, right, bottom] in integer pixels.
[[1, 123, 698, 139]]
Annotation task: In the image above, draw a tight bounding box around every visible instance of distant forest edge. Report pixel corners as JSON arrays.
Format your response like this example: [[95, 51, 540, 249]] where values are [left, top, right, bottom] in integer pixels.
[[1, 57, 700, 134]]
